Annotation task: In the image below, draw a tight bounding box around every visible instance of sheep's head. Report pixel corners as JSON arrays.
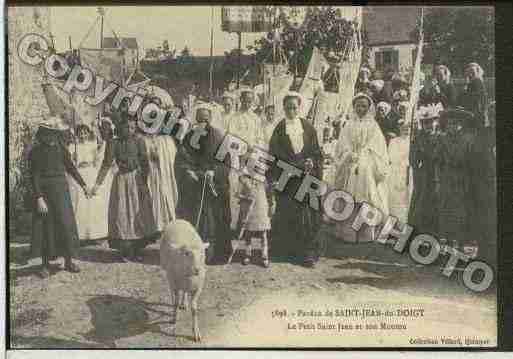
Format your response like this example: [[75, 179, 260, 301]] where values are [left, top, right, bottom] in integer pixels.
[[178, 242, 208, 276]]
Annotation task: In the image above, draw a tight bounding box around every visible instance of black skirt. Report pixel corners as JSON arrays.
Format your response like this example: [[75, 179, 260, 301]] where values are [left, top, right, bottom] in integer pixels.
[[30, 176, 79, 259]]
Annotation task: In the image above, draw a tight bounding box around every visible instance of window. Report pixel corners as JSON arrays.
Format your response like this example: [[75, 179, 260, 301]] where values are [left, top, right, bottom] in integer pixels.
[[375, 49, 399, 72]]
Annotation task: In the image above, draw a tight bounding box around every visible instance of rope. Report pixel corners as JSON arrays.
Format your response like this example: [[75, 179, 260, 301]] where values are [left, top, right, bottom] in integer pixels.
[[78, 16, 100, 48], [195, 172, 208, 229], [105, 17, 123, 48]]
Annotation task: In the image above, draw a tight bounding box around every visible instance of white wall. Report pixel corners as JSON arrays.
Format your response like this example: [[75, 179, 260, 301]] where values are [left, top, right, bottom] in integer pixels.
[[368, 43, 417, 73]]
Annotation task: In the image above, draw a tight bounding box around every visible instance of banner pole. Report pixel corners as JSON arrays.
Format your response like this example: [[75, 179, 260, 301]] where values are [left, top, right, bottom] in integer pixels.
[[209, 6, 215, 97], [237, 32, 242, 89]]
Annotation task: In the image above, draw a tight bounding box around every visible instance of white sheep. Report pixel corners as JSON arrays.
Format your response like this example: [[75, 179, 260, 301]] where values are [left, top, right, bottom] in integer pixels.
[[160, 219, 208, 342]]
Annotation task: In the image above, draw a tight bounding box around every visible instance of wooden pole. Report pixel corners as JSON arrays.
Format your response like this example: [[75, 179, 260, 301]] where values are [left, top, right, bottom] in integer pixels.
[[237, 32, 242, 89], [48, 33, 55, 50], [209, 6, 215, 97], [100, 13, 104, 48], [272, 33, 276, 76]]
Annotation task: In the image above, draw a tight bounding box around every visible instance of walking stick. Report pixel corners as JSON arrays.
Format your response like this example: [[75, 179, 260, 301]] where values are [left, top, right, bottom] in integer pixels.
[[195, 172, 218, 251], [195, 172, 208, 229]]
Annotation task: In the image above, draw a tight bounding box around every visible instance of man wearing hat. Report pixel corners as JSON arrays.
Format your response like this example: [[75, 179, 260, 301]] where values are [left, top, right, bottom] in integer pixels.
[[436, 107, 477, 256], [29, 117, 90, 278], [175, 103, 233, 264], [408, 105, 441, 234], [213, 91, 237, 133]]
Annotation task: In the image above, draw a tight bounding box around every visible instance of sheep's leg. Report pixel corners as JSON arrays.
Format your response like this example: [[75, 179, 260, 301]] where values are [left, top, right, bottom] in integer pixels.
[[243, 235, 252, 265], [261, 231, 269, 268], [167, 277, 176, 307], [172, 289, 180, 338], [179, 290, 188, 310], [190, 290, 202, 342]]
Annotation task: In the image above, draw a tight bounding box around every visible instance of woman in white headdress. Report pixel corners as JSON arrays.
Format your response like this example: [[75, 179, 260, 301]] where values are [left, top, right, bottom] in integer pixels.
[[139, 96, 179, 236], [333, 92, 390, 242], [68, 122, 110, 240]]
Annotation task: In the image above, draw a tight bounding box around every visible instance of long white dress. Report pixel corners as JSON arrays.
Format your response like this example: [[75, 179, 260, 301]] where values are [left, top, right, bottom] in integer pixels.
[[212, 110, 234, 135], [261, 116, 279, 151], [227, 110, 270, 232], [69, 141, 112, 239], [333, 111, 390, 242], [387, 135, 412, 223], [142, 135, 179, 232]]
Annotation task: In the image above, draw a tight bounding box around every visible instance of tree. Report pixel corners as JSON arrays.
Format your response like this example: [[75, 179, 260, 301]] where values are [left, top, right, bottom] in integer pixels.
[[419, 7, 494, 77], [249, 7, 358, 78], [180, 45, 192, 59], [163, 40, 169, 52], [178, 45, 194, 66]]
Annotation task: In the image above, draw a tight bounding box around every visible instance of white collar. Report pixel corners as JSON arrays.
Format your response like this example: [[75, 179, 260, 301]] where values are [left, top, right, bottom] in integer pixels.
[[285, 117, 304, 135]]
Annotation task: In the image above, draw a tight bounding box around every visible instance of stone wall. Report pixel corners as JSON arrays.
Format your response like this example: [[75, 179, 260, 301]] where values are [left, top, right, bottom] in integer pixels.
[[8, 7, 52, 219]]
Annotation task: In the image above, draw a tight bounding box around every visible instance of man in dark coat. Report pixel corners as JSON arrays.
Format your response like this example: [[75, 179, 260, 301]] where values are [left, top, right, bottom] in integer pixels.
[[408, 110, 440, 234], [268, 92, 323, 268], [175, 103, 233, 264], [29, 117, 89, 278], [470, 102, 496, 268], [436, 108, 476, 253]]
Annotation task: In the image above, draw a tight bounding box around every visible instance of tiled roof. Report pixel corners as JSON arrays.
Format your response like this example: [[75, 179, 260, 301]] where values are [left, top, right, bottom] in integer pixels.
[[363, 6, 420, 46]]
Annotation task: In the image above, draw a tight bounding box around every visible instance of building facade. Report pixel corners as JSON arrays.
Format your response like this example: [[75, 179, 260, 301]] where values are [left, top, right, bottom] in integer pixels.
[[103, 37, 139, 71], [363, 6, 420, 76]]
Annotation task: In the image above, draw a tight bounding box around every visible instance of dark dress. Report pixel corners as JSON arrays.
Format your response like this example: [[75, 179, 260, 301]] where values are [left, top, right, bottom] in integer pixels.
[[408, 129, 439, 234], [376, 111, 400, 146], [459, 78, 488, 128], [470, 127, 496, 265], [436, 130, 475, 245], [371, 89, 391, 106], [268, 118, 323, 261], [29, 142, 86, 259], [175, 124, 233, 260], [437, 82, 458, 109], [418, 82, 458, 108], [355, 79, 371, 94]]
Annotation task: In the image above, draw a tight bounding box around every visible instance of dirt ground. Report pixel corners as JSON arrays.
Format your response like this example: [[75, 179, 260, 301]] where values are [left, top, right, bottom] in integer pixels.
[[9, 231, 497, 348]]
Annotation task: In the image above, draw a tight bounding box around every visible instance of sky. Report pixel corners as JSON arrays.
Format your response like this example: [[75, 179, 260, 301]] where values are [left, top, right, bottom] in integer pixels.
[[50, 6, 264, 56]]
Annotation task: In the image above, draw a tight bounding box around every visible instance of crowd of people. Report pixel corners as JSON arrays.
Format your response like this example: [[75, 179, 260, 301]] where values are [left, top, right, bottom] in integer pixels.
[[26, 59, 496, 279], [352, 61, 495, 265]]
